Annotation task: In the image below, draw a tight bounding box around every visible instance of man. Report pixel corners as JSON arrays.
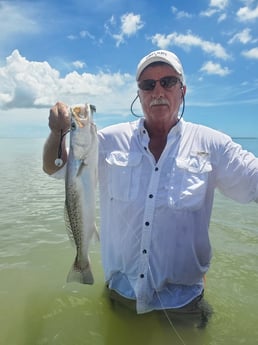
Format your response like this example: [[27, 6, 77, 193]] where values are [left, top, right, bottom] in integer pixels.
[[43, 50, 258, 315]]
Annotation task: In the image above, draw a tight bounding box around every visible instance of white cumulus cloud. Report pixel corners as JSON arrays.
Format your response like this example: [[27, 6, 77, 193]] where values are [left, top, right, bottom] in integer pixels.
[[200, 61, 231, 76], [0, 50, 60, 109], [200, 0, 228, 20], [242, 47, 258, 59], [112, 13, 144, 47], [0, 50, 136, 114], [237, 5, 258, 21], [151, 32, 230, 60], [210, 0, 228, 10], [72, 60, 86, 69], [228, 28, 253, 44]]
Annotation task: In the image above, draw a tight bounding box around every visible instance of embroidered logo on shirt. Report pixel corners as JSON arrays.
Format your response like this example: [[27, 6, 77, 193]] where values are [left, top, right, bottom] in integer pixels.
[[196, 151, 210, 157]]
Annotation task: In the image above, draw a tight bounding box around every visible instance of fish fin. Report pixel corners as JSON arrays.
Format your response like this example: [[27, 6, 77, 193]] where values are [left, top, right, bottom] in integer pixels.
[[76, 160, 87, 176], [67, 257, 94, 285], [93, 223, 100, 241]]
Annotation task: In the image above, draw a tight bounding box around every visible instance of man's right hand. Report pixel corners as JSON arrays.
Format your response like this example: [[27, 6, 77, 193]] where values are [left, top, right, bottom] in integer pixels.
[[43, 102, 70, 174], [48, 101, 70, 134]]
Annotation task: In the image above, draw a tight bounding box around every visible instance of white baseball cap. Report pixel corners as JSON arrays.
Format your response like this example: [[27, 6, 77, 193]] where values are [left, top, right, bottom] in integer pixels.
[[136, 50, 185, 85]]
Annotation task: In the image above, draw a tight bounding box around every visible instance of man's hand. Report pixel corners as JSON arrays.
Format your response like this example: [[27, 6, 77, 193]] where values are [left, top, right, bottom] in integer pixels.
[[43, 102, 70, 174], [48, 101, 70, 134]]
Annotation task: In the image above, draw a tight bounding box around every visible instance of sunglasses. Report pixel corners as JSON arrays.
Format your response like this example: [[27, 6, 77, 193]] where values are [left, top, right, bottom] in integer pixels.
[[138, 76, 182, 91]]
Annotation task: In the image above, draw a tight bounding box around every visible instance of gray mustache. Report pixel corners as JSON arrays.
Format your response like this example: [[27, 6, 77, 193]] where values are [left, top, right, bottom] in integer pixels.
[[150, 98, 169, 107]]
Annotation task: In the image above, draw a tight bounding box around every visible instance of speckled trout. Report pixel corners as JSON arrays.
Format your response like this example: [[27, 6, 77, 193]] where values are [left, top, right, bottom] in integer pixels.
[[65, 103, 98, 284]]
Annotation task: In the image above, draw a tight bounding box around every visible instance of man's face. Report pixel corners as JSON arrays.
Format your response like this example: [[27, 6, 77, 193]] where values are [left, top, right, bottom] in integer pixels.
[[138, 64, 186, 130]]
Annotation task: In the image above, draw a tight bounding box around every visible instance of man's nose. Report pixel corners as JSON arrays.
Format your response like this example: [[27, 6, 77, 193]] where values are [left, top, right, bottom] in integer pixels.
[[152, 81, 165, 97]]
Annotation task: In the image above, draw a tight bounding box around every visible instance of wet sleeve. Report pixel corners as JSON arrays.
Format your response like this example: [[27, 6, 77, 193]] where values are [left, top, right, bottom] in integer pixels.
[[215, 139, 258, 203], [51, 164, 66, 179]]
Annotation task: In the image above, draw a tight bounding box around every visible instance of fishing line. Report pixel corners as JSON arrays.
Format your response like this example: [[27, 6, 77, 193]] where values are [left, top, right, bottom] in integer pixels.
[[177, 89, 185, 122], [148, 265, 187, 345], [155, 296, 187, 345], [130, 94, 142, 118], [54, 128, 70, 167], [130, 88, 186, 343]]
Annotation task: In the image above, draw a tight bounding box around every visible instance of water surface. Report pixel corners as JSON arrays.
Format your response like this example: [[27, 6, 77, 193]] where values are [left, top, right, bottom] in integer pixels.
[[0, 137, 258, 345]]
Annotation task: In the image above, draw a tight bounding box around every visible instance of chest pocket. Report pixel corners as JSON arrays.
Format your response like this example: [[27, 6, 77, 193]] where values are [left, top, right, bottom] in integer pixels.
[[168, 154, 212, 210], [105, 151, 143, 201]]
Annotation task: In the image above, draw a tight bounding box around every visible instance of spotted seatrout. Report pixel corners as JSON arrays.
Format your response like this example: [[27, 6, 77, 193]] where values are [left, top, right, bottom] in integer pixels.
[[65, 103, 98, 284]]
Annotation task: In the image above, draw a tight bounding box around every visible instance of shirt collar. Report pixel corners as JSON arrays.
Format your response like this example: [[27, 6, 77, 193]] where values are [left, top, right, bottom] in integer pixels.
[[137, 117, 183, 141]]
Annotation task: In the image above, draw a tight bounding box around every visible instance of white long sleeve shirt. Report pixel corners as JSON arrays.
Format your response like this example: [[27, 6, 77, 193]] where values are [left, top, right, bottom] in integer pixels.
[[52, 118, 258, 314], [97, 118, 258, 313]]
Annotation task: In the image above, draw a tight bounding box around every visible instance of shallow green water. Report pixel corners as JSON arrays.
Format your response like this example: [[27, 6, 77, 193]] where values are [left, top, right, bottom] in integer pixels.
[[0, 138, 258, 345]]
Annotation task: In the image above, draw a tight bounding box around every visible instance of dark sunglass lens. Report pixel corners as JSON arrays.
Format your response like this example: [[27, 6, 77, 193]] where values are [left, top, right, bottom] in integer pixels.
[[138, 77, 180, 90], [139, 79, 156, 90], [160, 76, 178, 88]]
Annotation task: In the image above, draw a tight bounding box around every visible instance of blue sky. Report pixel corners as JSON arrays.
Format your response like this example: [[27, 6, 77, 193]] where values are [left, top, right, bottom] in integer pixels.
[[0, 0, 258, 138]]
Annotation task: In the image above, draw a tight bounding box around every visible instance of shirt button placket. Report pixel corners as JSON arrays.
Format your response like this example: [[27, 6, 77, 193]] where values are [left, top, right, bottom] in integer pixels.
[[137, 164, 161, 307]]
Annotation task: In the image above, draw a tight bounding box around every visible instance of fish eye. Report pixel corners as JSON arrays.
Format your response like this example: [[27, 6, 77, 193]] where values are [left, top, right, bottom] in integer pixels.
[[79, 113, 86, 119], [71, 122, 76, 130]]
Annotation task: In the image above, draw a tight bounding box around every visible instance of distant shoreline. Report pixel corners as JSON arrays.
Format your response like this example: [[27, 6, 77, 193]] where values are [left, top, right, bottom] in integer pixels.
[[232, 137, 258, 140], [0, 136, 258, 140]]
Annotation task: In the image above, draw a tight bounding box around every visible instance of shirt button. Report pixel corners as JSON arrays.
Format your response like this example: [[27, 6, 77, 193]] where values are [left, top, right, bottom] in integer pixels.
[[140, 274, 145, 278], [149, 194, 153, 198], [145, 221, 150, 226], [155, 167, 159, 171], [142, 249, 147, 254]]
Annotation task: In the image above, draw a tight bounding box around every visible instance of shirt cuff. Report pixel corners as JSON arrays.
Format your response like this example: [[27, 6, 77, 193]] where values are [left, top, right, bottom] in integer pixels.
[[51, 163, 66, 179]]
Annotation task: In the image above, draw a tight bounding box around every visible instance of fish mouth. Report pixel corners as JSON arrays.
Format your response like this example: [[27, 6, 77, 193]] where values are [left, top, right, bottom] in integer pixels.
[[71, 106, 89, 128], [70, 104, 96, 129], [150, 99, 169, 107]]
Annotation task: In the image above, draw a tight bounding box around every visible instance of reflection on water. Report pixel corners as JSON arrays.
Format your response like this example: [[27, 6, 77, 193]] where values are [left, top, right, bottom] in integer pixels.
[[0, 138, 258, 345]]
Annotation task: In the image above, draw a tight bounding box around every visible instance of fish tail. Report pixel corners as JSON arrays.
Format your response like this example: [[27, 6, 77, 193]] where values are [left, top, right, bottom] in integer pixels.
[[66, 257, 94, 285]]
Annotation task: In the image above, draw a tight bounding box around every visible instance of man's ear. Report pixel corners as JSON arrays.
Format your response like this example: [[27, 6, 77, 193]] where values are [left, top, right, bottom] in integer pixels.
[[181, 85, 186, 98]]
